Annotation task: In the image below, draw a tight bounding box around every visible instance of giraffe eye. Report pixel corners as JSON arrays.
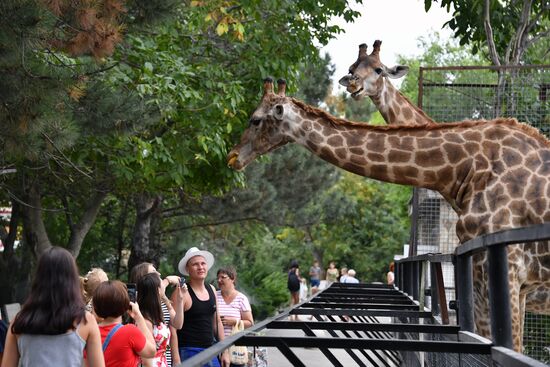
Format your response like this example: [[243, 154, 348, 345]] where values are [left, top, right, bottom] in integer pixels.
[[249, 118, 261, 126], [375, 67, 383, 75]]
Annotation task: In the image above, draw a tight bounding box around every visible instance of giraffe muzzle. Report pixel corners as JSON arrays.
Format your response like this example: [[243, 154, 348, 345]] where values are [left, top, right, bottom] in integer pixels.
[[227, 152, 238, 168]]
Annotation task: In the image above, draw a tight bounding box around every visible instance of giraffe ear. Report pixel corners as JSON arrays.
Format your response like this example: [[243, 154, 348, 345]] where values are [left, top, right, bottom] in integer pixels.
[[384, 65, 409, 79], [274, 104, 284, 120]]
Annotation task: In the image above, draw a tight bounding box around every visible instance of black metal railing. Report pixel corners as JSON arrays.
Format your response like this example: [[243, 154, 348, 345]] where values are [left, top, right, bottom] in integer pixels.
[[175, 224, 549, 367], [395, 222, 550, 366]]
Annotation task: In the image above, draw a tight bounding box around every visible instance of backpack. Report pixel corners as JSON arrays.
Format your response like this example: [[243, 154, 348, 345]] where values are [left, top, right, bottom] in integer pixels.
[[287, 270, 300, 291]]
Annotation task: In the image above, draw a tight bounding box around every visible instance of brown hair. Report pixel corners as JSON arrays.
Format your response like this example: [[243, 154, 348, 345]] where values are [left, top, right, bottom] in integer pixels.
[[137, 273, 163, 325], [12, 246, 86, 335], [217, 267, 237, 283], [129, 262, 154, 284], [389, 262, 395, 272], [93, 280, 130, 318]]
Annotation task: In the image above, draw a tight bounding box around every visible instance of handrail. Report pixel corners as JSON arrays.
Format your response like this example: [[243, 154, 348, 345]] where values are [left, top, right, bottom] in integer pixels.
[[456, 223, 550, 256], [396, 222, 550, 353]]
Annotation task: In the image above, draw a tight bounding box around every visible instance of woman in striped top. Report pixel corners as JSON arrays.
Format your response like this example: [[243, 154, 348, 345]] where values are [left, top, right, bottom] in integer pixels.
[[215, 267, 254, 341], [129, 262, 185, 367]]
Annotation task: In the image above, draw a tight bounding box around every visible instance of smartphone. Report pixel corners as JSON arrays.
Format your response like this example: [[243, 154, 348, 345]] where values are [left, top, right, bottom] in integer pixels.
[[179, 277, 186, 287], [127, 283, 137, 303]]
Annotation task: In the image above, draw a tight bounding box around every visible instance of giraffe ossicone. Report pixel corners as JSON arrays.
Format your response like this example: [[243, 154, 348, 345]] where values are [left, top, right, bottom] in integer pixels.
[[227, 79, 550, 352], [339, 40, 434, 126]]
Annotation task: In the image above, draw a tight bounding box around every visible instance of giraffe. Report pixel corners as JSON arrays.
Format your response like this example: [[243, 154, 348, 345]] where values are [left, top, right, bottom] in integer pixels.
[[338, 40, 434, 126], [226, 78, 550, 352]]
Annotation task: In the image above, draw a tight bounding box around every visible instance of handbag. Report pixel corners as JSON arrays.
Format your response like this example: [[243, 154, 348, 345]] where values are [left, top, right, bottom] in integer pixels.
[[229, 320, 248, 365]]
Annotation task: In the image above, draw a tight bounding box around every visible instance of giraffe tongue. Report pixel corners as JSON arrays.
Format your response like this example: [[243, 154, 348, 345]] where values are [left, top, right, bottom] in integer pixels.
[[351, 88, 364, 97], [227, 154, 238, 167]]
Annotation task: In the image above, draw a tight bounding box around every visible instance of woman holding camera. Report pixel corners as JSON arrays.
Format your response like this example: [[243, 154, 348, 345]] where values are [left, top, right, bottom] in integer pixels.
[[130, 262, 185, 367], [137, 273, 171, 367], [92, 280, 156, 367]]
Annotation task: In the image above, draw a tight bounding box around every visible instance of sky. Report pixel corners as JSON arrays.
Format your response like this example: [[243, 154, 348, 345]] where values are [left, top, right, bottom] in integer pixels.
[[321, 0, 453, 93]]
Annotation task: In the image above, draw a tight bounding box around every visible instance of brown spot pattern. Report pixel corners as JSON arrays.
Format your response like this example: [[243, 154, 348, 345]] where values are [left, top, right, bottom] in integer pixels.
[[388, 150, 411, 163], [444, 143, 467, 164], [415, 148, 445, 167], [327, 135, 344, 146]]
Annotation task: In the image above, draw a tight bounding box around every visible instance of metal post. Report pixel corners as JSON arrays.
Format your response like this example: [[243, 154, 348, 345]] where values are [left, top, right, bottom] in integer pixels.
[[456, 255, 474, 332], [433, 262, 449, 325], [412, 261, 419, 301], [487, 246, 513, 348], [409, 189, 419, 256], [395, 262, 400, 289], [429, 262, 440, 315], [406, 262, 414, 297], [419, 261, 426, 310]]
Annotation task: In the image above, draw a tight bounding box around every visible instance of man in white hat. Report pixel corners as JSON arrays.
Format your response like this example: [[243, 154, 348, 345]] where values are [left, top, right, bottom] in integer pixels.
[[171, 247, 229, 367]]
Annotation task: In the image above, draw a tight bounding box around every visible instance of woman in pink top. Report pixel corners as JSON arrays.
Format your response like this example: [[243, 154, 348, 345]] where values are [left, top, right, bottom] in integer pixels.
[[215, 268, 254, 338], [137, 273, 170, 367]]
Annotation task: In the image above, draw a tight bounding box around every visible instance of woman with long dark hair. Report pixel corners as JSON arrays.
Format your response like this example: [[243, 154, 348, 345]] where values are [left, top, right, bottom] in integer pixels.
[[137, 273, 170, 367], [2, 246, 104, 367], [130, 262, 184, 367]]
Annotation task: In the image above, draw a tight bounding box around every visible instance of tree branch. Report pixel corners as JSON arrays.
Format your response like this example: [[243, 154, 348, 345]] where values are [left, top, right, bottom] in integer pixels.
[[42, 132, 93, 179], [511, 0, 534, 64], [524, 29, 550, 51], [67, 189, 109, 257], [483, 0, 501, 65], [21, 181, 52, 257], [61, 195, 75, 230], [160, 216, 262, 235]]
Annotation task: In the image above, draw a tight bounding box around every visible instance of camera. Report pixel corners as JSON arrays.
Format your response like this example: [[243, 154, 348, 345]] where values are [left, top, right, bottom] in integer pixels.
[[127, 283, 137, 303], [179, 277, 186, 287]]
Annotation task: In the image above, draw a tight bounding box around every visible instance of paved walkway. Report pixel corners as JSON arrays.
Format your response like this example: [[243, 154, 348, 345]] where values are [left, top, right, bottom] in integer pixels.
[[256, 317, 397, 367]]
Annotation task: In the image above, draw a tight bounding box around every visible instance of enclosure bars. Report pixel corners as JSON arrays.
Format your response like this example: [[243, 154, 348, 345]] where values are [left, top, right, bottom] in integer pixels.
[[396, 222, 550, 363], [394, 253, 452, 324], [454, 222, 550, 349]]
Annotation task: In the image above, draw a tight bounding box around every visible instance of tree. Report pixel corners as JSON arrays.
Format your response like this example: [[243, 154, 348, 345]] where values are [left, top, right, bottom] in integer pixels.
[[0, 0, 365, 303], [425, 0, 549, 65]]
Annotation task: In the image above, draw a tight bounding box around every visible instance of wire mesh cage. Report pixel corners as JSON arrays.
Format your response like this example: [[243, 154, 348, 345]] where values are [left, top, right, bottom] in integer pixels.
[[412, 65, 550, 363]]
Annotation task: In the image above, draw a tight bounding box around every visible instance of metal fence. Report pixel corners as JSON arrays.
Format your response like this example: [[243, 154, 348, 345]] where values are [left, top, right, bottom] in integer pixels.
[[412, 65, 550, 362], [397, 223, 550, 367], [176, 233, 548, 367], [174, 286, 543, 367]]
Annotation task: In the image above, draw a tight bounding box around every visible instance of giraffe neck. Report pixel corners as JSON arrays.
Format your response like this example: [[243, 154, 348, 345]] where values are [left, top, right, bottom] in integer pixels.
[[287, 100, 471, 201], [370, 80, 434, 126]]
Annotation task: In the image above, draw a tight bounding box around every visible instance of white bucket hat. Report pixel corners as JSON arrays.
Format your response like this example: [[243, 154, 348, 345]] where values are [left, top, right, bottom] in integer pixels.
[[178, 247, 215, 276]]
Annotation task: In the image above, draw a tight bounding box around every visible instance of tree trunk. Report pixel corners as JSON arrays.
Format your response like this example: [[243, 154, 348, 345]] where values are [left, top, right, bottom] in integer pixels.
[[115, 201, 130, 279], [21, 180, 51, 257], [0, 201, 31, 305], [67, 190, 108, 257], [127, 192, 162, 272]]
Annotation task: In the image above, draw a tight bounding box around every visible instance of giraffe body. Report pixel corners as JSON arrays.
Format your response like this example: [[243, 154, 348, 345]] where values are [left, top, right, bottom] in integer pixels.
[[227, 79, 550, 351]]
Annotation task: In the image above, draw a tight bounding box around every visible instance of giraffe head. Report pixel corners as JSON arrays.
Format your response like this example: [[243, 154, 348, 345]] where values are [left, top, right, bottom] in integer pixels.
[[227, 78, 293, 170], [338, 40, 409, 100]]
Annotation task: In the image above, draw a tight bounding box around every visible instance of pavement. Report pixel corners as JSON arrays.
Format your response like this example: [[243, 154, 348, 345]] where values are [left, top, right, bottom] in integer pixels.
[[257, 316, 398, 367]]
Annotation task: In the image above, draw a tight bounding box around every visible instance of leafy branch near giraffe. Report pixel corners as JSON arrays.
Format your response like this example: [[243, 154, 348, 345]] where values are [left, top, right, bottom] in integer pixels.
[[227, 78, 550, 352]]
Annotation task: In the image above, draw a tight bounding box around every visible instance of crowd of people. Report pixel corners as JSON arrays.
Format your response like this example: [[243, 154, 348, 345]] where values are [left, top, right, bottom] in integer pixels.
[[285, 259, 397, 310], [0, 246, 254, 367], [0, 244, 396, 367]]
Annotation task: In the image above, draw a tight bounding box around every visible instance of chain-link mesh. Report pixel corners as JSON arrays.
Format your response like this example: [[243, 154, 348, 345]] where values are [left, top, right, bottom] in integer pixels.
[[414, 65, 550, 363]]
